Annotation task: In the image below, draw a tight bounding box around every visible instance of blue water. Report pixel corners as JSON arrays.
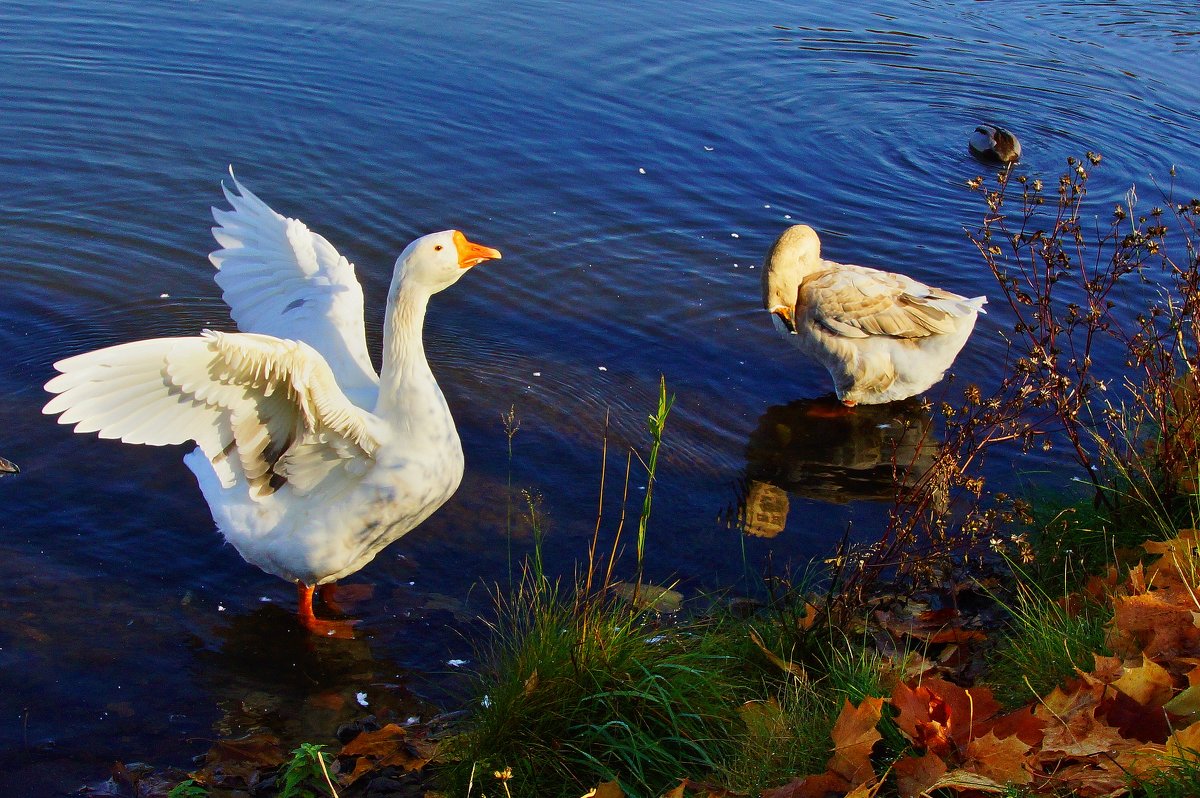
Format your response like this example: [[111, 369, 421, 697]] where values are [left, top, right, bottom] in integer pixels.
[[1, 0, 1197, 792]]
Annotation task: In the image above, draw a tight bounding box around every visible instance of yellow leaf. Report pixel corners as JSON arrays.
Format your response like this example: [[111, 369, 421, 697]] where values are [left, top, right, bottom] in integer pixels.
[[1114, 654, 1175, 707], [581, 780, 624, 798], [739, 698, 786, 738], [1166, 719, 1200, 762], [929, 769, 1007, 793], [749, 628, 807, 682], [523, 670, 539, 697], [1165, 684, 1200, 718], [843, 777, 883, 798], [658, 781, 686, 798], [610, 582, 682, 613]]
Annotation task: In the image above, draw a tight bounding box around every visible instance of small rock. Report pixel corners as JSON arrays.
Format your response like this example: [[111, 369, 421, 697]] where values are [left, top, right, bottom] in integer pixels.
[[611, 582, 683, 613], [728, 596, 765, 620], [366, 775, 407, 795], [336, 715, 381, 744]]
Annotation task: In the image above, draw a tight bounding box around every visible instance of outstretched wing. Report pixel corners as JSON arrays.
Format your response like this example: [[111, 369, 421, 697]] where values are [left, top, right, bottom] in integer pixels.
[[44, 331, 381, 498], [803, 266, 985, 340], [209, 171, 380, 408]]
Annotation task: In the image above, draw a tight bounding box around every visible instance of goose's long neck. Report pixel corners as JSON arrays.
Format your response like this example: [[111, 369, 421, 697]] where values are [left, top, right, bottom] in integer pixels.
[[374, 278, 455, 445]]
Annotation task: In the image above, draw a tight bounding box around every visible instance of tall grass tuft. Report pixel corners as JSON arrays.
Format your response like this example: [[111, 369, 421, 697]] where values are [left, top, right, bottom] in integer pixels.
[[445, 378, 746, 798], [444, 568, 749, 798], [721, 677, 834, 794], [635, 376, 674, 576], [502, 405, 521, 580], [985, 565, 1111, 708]]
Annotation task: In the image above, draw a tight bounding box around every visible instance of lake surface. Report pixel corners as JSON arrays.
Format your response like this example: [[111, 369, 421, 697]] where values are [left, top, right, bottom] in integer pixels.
[[1, 0, 1197, 792]]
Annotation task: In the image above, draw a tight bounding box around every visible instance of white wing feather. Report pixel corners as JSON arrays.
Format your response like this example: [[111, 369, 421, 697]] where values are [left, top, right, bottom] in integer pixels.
[[209, 171, 380, 409], [44, 331, 380, 498]]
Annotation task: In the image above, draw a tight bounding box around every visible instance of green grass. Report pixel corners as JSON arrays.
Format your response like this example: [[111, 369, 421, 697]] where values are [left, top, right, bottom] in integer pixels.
[[984, 567, 1111, 708], [164, 743, 338, 798], [442, 572, 752, 798], [1130, 749, 1200, 798], [278, 743, 338, 798], [442, 555, 923, 798], [1022, 492, 1122, 584], [719, 678, 834, 794], [167, 781, 208, 798]]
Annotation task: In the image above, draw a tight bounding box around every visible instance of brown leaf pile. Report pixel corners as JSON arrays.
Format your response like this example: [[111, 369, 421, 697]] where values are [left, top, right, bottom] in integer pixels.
[[182, 720, 437, 793], [751, 530, 1200, 798]]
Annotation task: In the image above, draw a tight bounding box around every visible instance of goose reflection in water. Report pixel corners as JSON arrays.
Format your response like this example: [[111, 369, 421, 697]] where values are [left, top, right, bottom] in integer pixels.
[[186, 595, 449, 747], [736, 397, 937, 537]]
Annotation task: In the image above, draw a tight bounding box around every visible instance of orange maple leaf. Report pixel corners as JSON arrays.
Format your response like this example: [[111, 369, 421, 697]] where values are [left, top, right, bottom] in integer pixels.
[[1110, 592, 1200, 660], [1143, 529, 1200, 558], [759, 771, 851, 798], [1078, 654, 1125, 688], [190, 732, 286, 788], [1036, 682, 1099, 721], [1038, 704, 1129, 760], [892, 680, 953, 756], [1039, 758, 1128, 798], [963, 731, 1033, 785], [978, 706, 1045, 748], [1125, 561, 1149, 595], [827, 697, 884, 784], [1084, 566, 1120, 601], [892, 751, 947, 798], [339, 723, 435, 784], [892, 677, 1000, 755]]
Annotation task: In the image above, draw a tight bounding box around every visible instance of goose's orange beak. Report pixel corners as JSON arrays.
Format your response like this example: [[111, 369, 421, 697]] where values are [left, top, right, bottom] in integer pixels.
[[454, 230, 502, 269], [770, 305, 797, 334]]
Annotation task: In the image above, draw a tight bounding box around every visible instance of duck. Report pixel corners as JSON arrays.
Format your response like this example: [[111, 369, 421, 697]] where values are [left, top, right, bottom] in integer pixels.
[[43, 173, 502, 637], [968, 124, 1021, 164], [761, 224, 985, 406], [0, 456, 17, 475]]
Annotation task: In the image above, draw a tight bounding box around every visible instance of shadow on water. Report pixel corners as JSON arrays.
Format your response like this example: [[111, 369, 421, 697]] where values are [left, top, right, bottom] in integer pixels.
[[185, 603, 445, 746], [733, 396, 937, 538]]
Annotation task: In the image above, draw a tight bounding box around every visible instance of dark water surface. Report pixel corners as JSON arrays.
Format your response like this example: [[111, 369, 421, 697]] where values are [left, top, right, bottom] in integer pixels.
[[1, 0, 1197, 792]]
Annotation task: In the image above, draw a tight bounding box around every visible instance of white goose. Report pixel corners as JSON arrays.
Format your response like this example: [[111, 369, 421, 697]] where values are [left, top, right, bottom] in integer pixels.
[[762, 224, 985, 406], [43, 174, 501, 636]]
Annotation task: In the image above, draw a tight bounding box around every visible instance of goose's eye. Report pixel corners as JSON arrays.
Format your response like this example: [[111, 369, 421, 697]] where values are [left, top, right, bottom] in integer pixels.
[[434, 245, 444, 251]]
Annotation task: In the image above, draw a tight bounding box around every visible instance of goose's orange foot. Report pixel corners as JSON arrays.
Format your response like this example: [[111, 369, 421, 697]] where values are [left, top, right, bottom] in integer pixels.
[[805, 400, 856, 419], [316, 582, 374, 615], [297, 582, 358, 639]]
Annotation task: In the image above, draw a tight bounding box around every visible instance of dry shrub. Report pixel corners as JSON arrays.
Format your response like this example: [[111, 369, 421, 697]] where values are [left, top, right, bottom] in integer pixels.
[[832, 155, 1200, 610]]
